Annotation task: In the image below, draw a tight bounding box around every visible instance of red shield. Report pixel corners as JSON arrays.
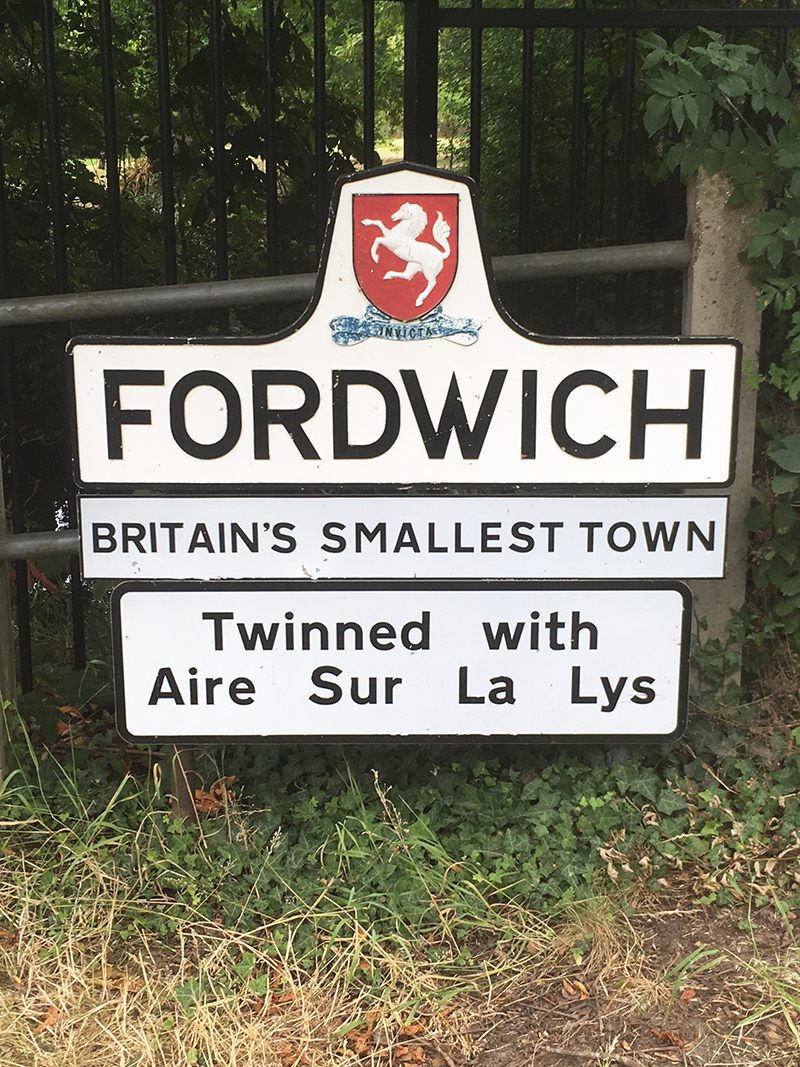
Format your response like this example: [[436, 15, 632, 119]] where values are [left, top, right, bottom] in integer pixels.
[[353, 193, 459, 321]]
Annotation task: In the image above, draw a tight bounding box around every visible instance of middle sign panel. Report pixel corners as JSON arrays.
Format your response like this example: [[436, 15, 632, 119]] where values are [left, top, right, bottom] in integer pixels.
[[79, 495, 727, 580]]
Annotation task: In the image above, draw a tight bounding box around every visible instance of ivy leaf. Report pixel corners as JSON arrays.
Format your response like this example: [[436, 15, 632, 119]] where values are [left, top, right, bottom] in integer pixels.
[[773, 501, 797, 534], [655, 789, 686, 816], [770, 435, 800, 473], [772, 472, 800, 495], [745, 503, 771, 532]]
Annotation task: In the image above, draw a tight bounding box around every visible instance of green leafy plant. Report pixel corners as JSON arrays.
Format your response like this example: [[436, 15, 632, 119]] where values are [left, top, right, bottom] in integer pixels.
[[641, 28, 800, 650]]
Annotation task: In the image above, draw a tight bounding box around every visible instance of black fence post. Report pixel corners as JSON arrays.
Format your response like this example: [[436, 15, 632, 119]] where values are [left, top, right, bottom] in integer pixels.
[[403, 0, 439, 165]]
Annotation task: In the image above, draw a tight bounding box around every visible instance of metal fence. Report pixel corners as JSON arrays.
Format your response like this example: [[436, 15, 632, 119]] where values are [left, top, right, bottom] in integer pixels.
[[0, 1, 798, 694]]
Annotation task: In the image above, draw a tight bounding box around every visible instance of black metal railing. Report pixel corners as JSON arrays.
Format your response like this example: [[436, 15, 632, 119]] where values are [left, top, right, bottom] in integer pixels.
[[0, 1, 797, 693]]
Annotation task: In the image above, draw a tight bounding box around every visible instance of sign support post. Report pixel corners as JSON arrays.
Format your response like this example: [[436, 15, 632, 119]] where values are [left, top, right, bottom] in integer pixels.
[[683, 168, 760, 652]]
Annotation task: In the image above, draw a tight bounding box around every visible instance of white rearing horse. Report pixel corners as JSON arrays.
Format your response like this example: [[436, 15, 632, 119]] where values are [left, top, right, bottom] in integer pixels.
[[361, 203, 451, 308]]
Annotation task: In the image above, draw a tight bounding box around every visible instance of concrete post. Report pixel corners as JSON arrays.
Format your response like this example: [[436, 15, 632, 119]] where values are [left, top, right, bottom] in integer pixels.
[[682, 169, 761, 650], [0, 446, 17, 776]]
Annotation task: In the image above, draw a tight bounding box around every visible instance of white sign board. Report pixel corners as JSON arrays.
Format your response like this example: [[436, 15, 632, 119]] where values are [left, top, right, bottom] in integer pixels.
[[113, 581, 690, 742], [70, 165, 740, 491], [81, 495, 728, 580]]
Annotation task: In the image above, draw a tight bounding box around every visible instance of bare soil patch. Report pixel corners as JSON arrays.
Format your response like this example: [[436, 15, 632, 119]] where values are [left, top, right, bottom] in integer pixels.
[[464, 899, 798, 1067]]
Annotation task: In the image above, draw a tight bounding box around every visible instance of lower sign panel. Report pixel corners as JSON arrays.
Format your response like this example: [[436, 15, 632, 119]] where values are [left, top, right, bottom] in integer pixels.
[[113, 580, 691, 743]]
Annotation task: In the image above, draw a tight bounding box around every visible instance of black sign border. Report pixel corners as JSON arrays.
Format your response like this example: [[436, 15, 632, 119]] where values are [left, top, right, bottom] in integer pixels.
[[112, 578, 692, 745], [68, 161, 742, 495]]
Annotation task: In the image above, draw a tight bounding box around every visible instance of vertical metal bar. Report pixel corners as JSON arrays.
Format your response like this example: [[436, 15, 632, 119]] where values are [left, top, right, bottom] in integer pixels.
[[469, 0, 482, 183], [262, 0, 279, 274], [518, 0, 535, 252], [404, 0, 439, 166], [615, 1, 636, 329], [775, 0, 789, 71], [313, 0, 327, 247], [0, 341, 32, 694], [98, 0, 123, 288], [0, 138, 30, 696], [209, 0, 229, 332], [567, 0, 586, 328], [40, 0, 69, 292], [0, 447, 16, 765], [616, 8, 635, 246], [41, 0, 85, 673], [363, 0, 375, 168], [154, 0, 177, 285]]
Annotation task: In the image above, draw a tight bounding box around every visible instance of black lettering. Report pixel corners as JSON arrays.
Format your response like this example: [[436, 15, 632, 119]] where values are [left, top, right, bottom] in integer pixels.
[[401, 612, 430, 650], [230, 677, 256, 705], [608, 522, 636, 552], [92, 523, 117, 552], [252, 370, 320, 459], [332, 370, 400, 458], [309, 665, 343, 704], [687, 521, 715, 551], [521, 369, 537, 459], [481, 522, 502, 552], [642, 521, 680, 552], [188, 523, 214, 553], [482, 620, 524, 650], [272, 522, 297, 553], [231, 523, 259, 553], [570, 665, 596, 704], [629, 369, 705, 459], [104, 369, 164, 459], [202, 611, 234, 650], [355, 523, 387, 552], [148, 667, 184, 705], [321, 522, 347, 553], [237, 621, 279, 651], [369, 622, 397, 650], [394, 522, 420, 552], [631, 676, 656, 704], [551, 370, 617, 458], [401, 369, 507, 459], [169, 370, 242, 459], [509, 521, 535, 553]]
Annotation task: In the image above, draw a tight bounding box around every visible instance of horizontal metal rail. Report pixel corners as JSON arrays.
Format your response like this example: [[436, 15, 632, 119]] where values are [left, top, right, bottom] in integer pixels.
[[0, 238, 691, 564], [439, 8, 800, 30], [0, 530, 80, 561], [0, 241, 690, 328]]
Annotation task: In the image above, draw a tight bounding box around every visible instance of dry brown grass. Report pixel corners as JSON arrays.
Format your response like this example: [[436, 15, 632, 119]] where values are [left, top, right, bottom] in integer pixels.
[[1, 862, 798, 1067]]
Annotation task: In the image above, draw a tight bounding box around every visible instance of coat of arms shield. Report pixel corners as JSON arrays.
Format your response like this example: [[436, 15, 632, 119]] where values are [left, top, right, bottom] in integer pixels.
[[352, 192, 459, 322]]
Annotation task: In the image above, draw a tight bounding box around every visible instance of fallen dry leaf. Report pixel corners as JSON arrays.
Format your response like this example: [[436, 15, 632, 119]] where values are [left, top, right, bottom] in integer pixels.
[[679, 988, 697, 1001], [0, 928, 17, 948], [194, 776, 238, 816], [561, 977, 591, 1001], [652, 1027, 685, 1049], [35, 1005, 59, 1033]]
